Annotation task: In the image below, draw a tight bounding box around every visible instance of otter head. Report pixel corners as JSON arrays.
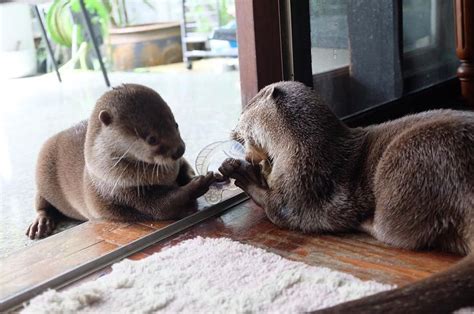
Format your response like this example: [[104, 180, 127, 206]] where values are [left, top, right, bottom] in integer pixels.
[[231, 83, 289, 164], [92, 84, 185, 166], [232, 81, 338, 165], [233, 81, 350, 168]]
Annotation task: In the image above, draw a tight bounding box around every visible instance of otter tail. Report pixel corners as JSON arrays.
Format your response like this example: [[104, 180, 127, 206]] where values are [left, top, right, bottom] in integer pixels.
[[314, 254, 474, 314]]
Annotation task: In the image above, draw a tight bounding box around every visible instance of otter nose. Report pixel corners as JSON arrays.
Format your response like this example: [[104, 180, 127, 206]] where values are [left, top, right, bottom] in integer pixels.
[[172, 145, 185, 160]]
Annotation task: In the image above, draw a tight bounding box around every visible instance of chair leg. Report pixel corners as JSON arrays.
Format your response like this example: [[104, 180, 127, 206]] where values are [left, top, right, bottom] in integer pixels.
[[78, 0, 110, 88], [34, 5, 62, 82]]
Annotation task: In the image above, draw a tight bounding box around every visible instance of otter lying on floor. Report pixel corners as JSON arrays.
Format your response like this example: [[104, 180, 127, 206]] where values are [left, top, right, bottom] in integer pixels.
[[220, 81, 474, 313], [27, 84, 215, 239]]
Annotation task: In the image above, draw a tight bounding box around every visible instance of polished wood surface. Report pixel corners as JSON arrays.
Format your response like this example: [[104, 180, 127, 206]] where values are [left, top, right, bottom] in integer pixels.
[[455, 0, 474, 105], [1, 199, 462, 304], [0, 220, 170, 301], [0, 193, 238, 303], [141, 201, 461, 287]]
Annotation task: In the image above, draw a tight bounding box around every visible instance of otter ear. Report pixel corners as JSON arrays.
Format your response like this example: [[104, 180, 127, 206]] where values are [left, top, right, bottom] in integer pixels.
[[267, 86, 282, 99], [98, 110, 112, 126]]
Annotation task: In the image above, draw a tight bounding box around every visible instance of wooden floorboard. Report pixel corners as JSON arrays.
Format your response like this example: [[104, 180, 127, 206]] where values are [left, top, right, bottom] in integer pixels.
[[1, 199, 463, 304], [1, 221, 124, 276], [0, 220, 171, 302], [0, 193, 238, 304], [140, 201, 462, 286]]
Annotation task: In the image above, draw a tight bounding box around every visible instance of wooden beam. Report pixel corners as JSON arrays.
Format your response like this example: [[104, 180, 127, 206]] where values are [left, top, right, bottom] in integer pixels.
[[235, 0, 284, 106], [455, 0, 474, 105]]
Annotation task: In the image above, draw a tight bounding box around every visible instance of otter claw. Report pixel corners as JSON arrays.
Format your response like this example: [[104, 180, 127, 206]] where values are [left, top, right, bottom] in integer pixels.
[[26, 214, 56, 240]]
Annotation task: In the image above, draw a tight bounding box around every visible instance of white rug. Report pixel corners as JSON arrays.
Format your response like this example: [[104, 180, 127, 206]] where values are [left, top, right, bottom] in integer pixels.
[[22, 237, 394, 313]]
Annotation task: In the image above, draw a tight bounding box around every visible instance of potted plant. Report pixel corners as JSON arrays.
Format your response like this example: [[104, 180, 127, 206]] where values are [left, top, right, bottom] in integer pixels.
[[105, 0, 183, 70], [45, 0, 183, 71]]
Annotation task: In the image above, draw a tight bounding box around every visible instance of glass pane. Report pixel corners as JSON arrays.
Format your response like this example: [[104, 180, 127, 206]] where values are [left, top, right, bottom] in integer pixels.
[[308, 0, 458, 116], [309, 0, 350, 74], [402, 0, 458, 91], [403, 0, 435, 52], [0, 0, 240, 258], [309, 0, 401, 117]]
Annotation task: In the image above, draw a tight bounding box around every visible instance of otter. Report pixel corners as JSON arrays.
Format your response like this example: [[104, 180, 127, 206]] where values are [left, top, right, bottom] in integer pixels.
[[219, 81, 474, 312], [27, 84, 215, 240]]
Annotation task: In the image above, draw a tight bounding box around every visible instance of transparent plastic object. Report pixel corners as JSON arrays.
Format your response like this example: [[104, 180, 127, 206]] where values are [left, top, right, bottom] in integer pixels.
[[195, 140, 245, 204]]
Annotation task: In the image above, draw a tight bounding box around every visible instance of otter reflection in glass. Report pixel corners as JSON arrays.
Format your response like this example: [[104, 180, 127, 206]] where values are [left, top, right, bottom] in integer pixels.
[[27, 84, 217, 240]]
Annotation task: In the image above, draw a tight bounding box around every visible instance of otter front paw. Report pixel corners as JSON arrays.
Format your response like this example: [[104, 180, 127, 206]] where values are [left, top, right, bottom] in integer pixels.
[[219, 158, 268, 207], [185, 172, 216, 199], [26, 213, 57, 240], [219, 158, 266, 189]]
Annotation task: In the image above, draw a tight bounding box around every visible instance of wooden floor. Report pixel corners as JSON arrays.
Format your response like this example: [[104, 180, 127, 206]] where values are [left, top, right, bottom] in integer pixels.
[[0, 220, 172, 301], [137, 201, 461, 286], [0, 199, 462, 305]]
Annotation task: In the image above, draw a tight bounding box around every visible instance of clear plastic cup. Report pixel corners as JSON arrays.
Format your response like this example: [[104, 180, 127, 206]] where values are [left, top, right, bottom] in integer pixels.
[[195, 140, 245, 204]]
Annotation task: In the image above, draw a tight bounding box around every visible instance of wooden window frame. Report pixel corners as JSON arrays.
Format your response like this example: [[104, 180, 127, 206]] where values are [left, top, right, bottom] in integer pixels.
[[454, 0, 474, 105]]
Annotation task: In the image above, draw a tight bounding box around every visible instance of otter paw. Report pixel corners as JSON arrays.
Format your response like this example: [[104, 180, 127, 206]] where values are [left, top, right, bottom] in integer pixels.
[[186, 172, 216, 199], [236, 161, 264, 185], [26, 214, 56, 240], [220, 158, 264, 189], [218, 158, 241, 177], [213, 172, 230, 184]]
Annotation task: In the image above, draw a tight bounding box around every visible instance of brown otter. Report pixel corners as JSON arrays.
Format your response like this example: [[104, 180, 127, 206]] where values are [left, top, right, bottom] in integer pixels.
[[220, 81, 474, 312], [27, 84, 215, 239]]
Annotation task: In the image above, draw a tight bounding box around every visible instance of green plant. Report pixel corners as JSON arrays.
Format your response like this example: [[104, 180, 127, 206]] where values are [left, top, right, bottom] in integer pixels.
[[218, 0, 234, 26], [104, 0, 156, 27], [46, 0, 110, 48]]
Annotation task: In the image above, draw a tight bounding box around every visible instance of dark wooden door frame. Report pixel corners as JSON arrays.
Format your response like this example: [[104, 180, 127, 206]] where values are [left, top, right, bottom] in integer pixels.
[[235, 0, 284, 106], [455, 0, 474, 105], [235, 0, 313, 106]]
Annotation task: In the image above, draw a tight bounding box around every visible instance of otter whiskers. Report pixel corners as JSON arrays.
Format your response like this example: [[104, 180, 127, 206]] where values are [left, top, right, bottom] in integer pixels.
[[111, 162, 130, 195], [111, 140, 137, 169]]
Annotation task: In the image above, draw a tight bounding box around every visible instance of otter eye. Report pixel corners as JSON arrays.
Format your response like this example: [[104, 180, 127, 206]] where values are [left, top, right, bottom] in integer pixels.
[[175, 123, 179, 129], [146, 135, 158, 146]]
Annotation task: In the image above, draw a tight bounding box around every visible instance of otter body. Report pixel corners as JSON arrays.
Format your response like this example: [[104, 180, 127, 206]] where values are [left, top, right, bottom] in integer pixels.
[[35, 120, 89, 221], [364, 110, 473, 254], [27, 84, 214, 239], [220, 81, 473, 312]]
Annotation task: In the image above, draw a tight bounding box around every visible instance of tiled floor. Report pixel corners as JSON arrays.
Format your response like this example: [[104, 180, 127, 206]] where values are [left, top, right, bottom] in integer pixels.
[[0, 60, 241, 258]]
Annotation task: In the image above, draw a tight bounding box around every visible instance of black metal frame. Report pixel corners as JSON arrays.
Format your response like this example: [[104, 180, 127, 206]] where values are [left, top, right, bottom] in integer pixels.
[[279, 0, 313, 87], [78, 0, 110, 87], [33, 5, 61, 82]]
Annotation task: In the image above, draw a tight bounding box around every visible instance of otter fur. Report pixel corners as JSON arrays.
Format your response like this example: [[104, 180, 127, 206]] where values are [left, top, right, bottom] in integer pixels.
[[27, 84, 215, 239], [220, 81, 474, 312]]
